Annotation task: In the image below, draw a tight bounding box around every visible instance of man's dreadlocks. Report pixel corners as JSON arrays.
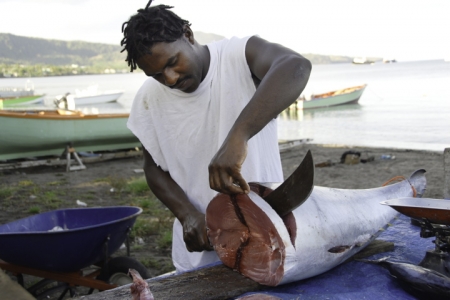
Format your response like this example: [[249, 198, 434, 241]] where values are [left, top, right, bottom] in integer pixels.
[[121, 0, 191, 72]]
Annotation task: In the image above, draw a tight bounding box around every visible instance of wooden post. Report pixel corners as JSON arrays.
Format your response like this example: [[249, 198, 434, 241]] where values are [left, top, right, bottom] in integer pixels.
[[444, 148, 450, 199], [65, 145, 86, 172]]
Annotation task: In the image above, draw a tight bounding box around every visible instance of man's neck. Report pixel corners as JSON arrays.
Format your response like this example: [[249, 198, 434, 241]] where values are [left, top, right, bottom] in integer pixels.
[[200, 44, 211, 82]]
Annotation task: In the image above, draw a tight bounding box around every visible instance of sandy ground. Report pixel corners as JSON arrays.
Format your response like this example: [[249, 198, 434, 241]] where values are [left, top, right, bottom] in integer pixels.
[[0, 142, 447, 299], [282, 143, 444, 199], [2, 143, 445, 196]]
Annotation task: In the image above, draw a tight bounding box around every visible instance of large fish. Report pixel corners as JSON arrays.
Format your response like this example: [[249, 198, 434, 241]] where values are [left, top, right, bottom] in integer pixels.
[[206, 168, 426, 286]]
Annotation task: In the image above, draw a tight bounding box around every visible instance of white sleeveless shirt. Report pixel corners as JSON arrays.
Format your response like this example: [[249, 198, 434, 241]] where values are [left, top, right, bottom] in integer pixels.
[[128, 35, 283, 272]]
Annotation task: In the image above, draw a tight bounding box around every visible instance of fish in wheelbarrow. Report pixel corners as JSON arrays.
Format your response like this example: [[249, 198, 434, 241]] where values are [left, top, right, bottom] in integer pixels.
[[357, 257, 450, 300], [206, 151, 427, 286], [129, 269, 154, 300]]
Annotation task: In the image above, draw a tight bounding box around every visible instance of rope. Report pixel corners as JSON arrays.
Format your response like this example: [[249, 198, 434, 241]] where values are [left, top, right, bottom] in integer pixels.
[[382, 175, 417, 197], [382, 176, 406, 186]]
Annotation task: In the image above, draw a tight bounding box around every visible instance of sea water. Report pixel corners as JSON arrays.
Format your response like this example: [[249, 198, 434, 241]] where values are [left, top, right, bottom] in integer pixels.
[[278, 59, 450, 152], [1, 59, 449, 152]]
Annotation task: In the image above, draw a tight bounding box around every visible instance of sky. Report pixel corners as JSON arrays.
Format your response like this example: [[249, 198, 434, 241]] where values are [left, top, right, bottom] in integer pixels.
[[1, 0, 449, 61]]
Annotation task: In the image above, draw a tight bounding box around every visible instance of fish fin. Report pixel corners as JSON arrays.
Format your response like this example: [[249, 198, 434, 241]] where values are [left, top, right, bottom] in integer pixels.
[[328, 245, 352, 253], [262, 150, 314, 216], [408, 169, 427, 198]]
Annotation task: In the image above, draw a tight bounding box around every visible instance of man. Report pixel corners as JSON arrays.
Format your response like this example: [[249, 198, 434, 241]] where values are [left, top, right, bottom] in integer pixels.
[[122, 1, 311, 273]]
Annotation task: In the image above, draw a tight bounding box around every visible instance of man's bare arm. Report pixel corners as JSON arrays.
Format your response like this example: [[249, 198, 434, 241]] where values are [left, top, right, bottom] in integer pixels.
[[209, 36, 312, 194], [143, 148, 212, 252]]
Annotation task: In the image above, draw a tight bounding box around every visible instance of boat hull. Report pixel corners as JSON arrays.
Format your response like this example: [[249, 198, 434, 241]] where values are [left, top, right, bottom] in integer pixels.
[[295, 85, 366, 110], [74, 91, 123, 105], [0, 110, 140, 160]]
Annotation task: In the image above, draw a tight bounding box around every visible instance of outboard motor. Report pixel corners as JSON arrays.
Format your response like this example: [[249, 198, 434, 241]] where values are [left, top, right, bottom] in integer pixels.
[[54, 93, 75, 110]]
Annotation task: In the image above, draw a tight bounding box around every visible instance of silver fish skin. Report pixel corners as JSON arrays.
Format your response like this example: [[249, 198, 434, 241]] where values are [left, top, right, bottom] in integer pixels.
[[358, 257, 450, 299], [129, 268, 154, 300]]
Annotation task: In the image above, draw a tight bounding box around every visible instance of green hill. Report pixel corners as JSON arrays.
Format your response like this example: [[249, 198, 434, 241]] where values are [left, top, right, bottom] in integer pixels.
[[0, 33, 124, 65], [0, 33, 126, 76], [0, 32, 356, 78]]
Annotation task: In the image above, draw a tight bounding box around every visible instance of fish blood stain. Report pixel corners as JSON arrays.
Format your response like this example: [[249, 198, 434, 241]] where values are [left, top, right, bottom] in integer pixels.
[[230, 194, 251, 272]]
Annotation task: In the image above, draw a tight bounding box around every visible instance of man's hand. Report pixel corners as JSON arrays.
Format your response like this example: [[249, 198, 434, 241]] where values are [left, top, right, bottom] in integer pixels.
[[208, 134, 250, 194], [182, 211, 214, 252]]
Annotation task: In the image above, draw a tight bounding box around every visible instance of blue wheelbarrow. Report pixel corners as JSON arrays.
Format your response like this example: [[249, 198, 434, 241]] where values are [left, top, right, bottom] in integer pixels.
[[0, 206, 150, 299]]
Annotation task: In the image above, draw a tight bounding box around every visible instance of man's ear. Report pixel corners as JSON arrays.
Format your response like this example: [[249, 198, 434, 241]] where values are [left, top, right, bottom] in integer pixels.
[[183, 25, 195, 45]]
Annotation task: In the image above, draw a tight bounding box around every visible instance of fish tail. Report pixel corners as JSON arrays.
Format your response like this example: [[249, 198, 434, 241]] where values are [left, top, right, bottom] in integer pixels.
[[355, 256, 390, 265]]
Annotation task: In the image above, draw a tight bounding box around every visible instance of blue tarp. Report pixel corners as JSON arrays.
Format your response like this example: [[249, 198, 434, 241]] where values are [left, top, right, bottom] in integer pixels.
[[237, 214, 433, 299]]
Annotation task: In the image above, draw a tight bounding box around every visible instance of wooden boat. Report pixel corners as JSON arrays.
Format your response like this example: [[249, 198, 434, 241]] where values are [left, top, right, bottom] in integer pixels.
[[0, 95, 45, 108], [292, 84, 366, 110], [0, 109, 140, 161]]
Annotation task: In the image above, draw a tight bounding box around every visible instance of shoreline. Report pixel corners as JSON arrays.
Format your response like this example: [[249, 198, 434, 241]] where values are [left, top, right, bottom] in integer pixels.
[[306, 142, 445, 154]]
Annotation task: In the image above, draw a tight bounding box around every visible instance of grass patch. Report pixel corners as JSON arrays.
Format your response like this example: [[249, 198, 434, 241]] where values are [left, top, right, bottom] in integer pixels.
[[43, 191, 58, 202], [134, 197, 160, 212], [131, 217, 160, 237], [125, 177, 149, 195], [107, 176, 128, 192], [82, 194, 96, 200], [0, 186, 15, 207], [30, 185, 41, 195], [28, 206, 41, 214], [41, 191, 63, 208], [140, 257, 174, 275], [138, 198, 153, 210], [140, 257, 160, 269], [93, 177, 110, 183], [131, 244, 144, 251], [18, 180, 35, 187], [47, 179, 68, 186], [157, 229, 173, 250], [0, 186, 14, 199]]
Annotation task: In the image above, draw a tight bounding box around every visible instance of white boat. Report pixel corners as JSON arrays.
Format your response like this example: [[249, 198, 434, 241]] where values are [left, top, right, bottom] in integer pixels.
[[55, 85, 123, 107], [73, 90, 124, 105], [352, 57, 374, 64], [383, 58, 397, 63], [0, 80, 35, 98]]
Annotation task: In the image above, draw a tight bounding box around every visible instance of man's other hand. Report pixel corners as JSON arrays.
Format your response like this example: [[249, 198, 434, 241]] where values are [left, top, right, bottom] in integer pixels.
[[182, 211, 214, 252]]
